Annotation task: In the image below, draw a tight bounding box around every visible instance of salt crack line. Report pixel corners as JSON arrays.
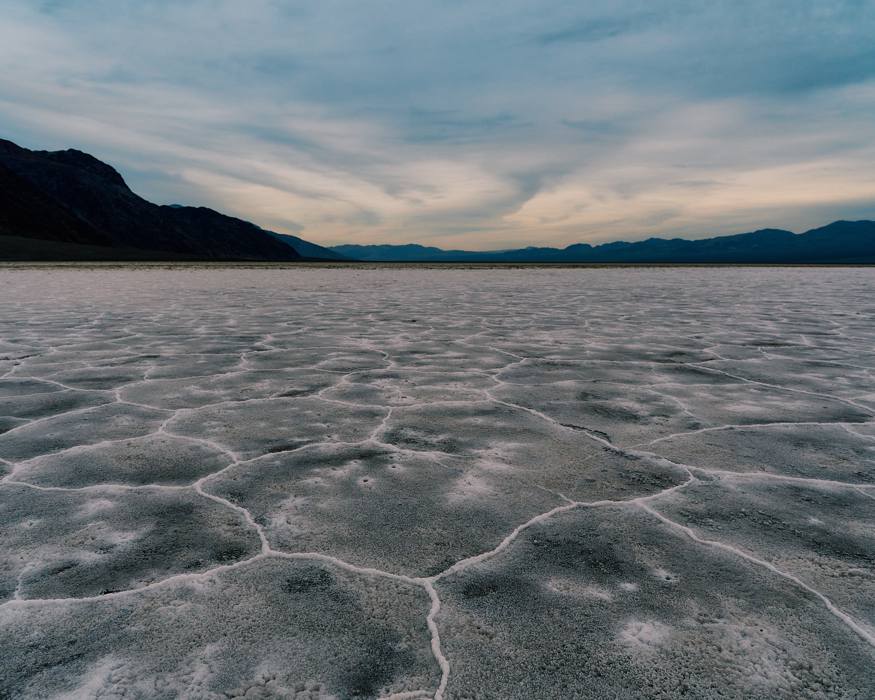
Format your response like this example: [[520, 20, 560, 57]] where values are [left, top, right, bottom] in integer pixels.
[[484, 391, 700, 477], [0, 554, 266, 608], [635, 420, 862, 448], [431, 502, 579, 583], [0, 388, 87, 400], [685, 466, 875, 491], [842, 423, 875, 440], [267, 550, 420, 587], [157, 425, 242, 464], [638, 503, 875, 649], [1, 479, 188, 494], [194, 483, 271, 554], [0, 399, 119, 438], [313, 395, 388, 411], [683, 362, 875, 416], [423, 581, 450, 700], [0, 430, 242, 485], [367, 406, 394, 443], [10, 377, 112, 395]]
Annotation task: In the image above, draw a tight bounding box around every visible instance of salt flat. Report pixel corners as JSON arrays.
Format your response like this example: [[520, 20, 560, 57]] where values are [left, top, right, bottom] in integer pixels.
[[1, 266, 874, 699]]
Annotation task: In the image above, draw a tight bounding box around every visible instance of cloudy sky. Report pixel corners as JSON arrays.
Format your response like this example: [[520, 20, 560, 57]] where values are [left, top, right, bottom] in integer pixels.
[[2, 1, 875, 249]]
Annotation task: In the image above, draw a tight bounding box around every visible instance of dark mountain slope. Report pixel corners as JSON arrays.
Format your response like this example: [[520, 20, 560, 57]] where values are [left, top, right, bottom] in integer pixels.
[[0, 139, 300, 260], [0, 160, 108, 246], [0, 235, 205, 262], [266, 231, 348, 260]]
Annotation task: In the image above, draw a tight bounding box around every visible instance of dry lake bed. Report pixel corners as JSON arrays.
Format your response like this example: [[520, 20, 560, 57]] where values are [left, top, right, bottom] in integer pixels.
[[1, 265, 874, 699]]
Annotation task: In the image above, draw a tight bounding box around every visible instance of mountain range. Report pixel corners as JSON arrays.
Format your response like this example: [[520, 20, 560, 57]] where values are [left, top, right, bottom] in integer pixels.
[[1, 138, 874, 264], [332, 222, 875, 263]]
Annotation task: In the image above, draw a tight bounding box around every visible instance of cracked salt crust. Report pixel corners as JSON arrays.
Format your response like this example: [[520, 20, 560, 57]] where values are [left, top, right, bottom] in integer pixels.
[[1, 266, 874, 698]]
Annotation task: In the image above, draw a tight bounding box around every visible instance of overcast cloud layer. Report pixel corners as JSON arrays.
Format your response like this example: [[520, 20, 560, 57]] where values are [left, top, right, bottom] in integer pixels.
[[2, 1, 875, 248]]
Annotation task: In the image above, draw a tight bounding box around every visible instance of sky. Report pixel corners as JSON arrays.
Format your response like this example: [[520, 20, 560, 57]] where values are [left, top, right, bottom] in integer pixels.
[[2, 1, 875, 249]]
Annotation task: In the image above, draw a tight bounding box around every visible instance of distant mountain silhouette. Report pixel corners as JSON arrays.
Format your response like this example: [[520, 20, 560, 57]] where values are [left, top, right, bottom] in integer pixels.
[[0, 139, 337, 261], [333, 221, 875, 263]]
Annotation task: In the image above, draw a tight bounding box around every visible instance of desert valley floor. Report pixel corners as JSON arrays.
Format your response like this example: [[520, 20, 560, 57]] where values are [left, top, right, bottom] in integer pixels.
[[1, 266, 874, 699]]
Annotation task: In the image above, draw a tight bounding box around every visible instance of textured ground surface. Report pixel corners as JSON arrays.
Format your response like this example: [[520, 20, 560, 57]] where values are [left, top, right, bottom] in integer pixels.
[[1, 265, 874, 699]]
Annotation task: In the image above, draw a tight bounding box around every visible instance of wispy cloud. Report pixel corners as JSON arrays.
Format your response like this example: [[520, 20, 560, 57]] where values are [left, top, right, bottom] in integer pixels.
[[536, 11, 658, 45], [1, 0, 874, 248]]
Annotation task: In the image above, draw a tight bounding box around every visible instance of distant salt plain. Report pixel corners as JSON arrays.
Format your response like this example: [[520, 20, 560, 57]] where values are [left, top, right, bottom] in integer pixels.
[[1, 266, 874, 699]]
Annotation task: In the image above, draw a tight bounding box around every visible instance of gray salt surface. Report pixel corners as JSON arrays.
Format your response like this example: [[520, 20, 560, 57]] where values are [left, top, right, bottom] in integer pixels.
[[0, 266, 874, 699]]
